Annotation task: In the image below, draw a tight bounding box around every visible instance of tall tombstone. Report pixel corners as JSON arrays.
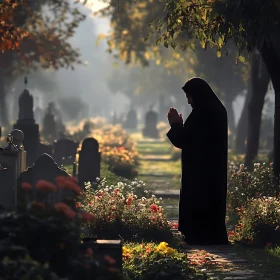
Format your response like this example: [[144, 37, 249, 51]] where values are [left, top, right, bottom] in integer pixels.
[[78, 137, 101, 188], [142, 106, 160, 138], [42, 102, 57, 142], [123, 107, 137, 130], [53, 138, 79, 166], [0, 130, 27, 210], [13, 77, 39, 167]]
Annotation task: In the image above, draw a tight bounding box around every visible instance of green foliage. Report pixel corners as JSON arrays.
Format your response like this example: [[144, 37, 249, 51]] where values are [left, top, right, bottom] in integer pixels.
[[227, 163, 279, 222]]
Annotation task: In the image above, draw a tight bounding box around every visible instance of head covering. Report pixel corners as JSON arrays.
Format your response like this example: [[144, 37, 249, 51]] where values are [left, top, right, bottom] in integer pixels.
[[182, 77, 222, 108]]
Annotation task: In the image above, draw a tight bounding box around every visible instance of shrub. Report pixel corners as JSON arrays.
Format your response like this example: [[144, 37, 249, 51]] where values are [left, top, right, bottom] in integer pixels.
[[122, 242, 208, 280], [231, 197, 280, 247], [227, 163, 279, 223], [77, 179, 176, 244]]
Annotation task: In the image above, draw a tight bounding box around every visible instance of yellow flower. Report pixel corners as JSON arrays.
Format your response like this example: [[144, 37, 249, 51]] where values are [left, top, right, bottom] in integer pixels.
[[122, 246, 130, 255], [156, 242, 168, 251], [164, 247, 175, 256]]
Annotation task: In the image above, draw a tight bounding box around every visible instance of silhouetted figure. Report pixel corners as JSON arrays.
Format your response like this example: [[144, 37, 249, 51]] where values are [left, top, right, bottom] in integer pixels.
[[167, 77, 228, 245]]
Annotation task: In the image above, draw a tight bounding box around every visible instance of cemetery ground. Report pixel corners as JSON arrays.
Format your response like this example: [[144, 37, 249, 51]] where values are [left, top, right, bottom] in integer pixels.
[[3, 116, 280, 279], [130, 131, 280, 279]]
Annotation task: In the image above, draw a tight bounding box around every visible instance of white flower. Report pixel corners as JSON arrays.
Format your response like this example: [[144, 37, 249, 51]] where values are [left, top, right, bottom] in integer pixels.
[[117, 182, 124, 188], [151, 195, 155, 198], [144, 190, 148, 193]]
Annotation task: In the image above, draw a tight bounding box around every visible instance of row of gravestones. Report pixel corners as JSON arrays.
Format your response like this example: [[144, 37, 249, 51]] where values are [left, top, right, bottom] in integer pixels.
[[0, 129, 101, 209], [0, 130, 123, 272], [113, 106, 160, 139]]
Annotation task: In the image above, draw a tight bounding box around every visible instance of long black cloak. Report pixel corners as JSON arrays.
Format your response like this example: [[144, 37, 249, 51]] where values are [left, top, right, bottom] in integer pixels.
[[167, 78, 228, 245]]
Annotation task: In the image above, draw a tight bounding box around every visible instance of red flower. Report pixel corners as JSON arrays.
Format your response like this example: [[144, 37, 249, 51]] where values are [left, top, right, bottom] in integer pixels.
[[54, 202, 76, 219], [35, 180, 56, 192], [21, 182, 32, 191], [118, 146, 125, 151], [80, 212, 95, 222], [65, 209, 76, 219], [55, 176, 81, 194], [104, 255, 116, 264], [126, 197, 132, 205], [150, 204, 158, 213]]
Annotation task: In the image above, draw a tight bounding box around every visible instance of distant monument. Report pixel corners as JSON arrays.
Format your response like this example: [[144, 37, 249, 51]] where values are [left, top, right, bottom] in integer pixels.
[[78, 137, 101, 188], [142, 106, 159, 138], [123, 107, 137, 130], [42, 102, 57, 142], [13, 77, 39, 166]]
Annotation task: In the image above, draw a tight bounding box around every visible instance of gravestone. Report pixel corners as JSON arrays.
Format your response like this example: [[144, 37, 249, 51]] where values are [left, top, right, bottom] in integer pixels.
[[123, 107, 137, 130], [17, 153, 73, 207], [42, 102, 57, 142], [78, 138, 101, 187], [13, 77, 39, 166], [142, 106, 159, 138], [53, 138, 79, 166], [0, 131, 27, 210]]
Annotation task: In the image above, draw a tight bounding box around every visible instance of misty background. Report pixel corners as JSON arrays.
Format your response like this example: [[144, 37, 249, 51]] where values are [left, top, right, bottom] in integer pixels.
[[5, 2, 275, 127]]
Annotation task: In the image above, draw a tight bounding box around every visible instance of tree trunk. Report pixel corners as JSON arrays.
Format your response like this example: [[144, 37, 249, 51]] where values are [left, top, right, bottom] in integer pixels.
[[224, 92, 236, 135], [261, 35, 280, 177], [245, 50, 270, 171], [235, 77, 252, 154]]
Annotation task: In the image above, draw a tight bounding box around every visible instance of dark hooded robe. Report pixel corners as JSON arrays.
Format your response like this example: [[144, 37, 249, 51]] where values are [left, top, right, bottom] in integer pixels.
[[167, 77, 228, 245]]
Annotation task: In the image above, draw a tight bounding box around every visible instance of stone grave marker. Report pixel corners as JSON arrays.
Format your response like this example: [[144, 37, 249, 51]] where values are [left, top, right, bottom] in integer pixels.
[[78, 137, 101, 188], [53, 138, 79, 166], [123, 107, 137, 130], [0, 130, 27, 210], [142, 106, 159, 138], [13, 77, 39, 166], [17, 153, 75, 207]]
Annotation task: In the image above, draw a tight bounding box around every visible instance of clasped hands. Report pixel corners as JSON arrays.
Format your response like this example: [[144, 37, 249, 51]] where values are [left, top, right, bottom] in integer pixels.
[[167, 107, 183, 126]]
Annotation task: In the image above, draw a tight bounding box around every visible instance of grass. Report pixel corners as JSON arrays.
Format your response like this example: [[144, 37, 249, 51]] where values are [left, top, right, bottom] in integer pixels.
[[137, 142, 172, 155], [138, 159, 181, 175]]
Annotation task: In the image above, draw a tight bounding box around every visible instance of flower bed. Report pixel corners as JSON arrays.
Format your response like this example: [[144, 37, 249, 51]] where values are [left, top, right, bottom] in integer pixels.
[[230, 197, 280, 247], [227, 163, 278, 224], [11, 177, 124, 279], [122, 242, 208, 280], [77, 178, 177, 244]]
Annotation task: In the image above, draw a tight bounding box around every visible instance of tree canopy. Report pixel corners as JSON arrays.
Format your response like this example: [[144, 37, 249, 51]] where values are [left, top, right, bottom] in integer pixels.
[[0, 0, 85, 74]]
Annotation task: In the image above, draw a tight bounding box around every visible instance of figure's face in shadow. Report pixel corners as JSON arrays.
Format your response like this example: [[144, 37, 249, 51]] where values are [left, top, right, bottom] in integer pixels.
[[186, 94, 193, 105]]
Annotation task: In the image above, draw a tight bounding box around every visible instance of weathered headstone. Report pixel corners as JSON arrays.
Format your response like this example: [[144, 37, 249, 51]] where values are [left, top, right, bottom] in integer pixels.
[[142, 106, 159, 138], [123, 107, 137, 130], [17, 153, 72, 206], [78, 137, 101, 187], [13, 77, 39, 166], [42, 102, 57, 142], [53, 138, 79, 166], [0, 131, 27, 210]]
